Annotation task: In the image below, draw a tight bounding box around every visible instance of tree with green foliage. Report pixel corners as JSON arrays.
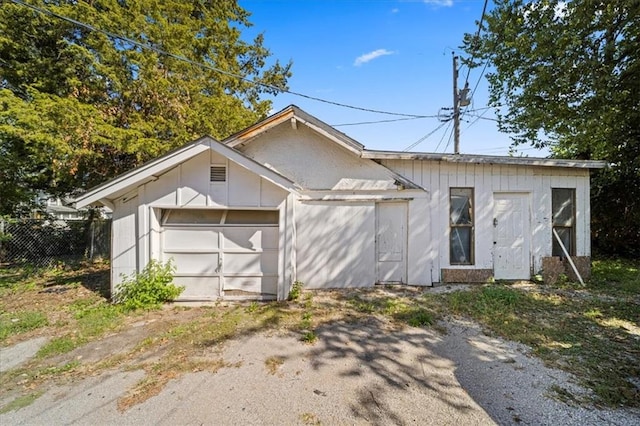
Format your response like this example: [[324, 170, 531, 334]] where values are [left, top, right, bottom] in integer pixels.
[[0, 0, 291, 215], [463, 0, 639, 257]]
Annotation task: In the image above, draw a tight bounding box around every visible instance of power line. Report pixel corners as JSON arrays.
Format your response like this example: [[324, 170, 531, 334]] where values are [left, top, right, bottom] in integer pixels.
[[10, 0, 431, 119], [433, 120, 454, 153], [402, 120, 450, 151], [463, 0, 489, 86], [458, 0, 491, 131], [442, 124, 456, 153], [466, 111, 498, 122], [333, 116, 435, 127], [334, 107, 492, 127]]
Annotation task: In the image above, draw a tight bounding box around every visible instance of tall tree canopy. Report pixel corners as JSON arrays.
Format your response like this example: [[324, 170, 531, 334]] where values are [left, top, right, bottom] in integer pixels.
[[463, 0, 640, 256], [0, 0, 291, 214]]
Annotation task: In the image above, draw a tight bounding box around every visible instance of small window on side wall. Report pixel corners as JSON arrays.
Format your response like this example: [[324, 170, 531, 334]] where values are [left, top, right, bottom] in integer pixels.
[[450, 188, 474, 265], [552, 188, 575, 257]]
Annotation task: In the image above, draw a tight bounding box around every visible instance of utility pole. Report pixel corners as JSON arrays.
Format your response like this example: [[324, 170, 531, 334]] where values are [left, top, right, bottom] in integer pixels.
[[452, 54, 460, 154]]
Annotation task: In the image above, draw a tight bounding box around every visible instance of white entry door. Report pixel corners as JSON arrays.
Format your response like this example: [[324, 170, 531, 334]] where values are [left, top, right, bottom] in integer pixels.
[[376, 202, 407, 283], [493, 193, 531, 279]]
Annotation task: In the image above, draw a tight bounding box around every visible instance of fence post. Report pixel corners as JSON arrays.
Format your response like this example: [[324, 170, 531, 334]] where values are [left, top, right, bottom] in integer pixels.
[[0, 218, 4, 263], [89, 220, 95, 260]]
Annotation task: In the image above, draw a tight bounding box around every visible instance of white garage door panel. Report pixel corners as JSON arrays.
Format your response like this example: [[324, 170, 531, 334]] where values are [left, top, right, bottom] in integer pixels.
[[223, 228, 278, 250], [164, 229, 219, 250], [175, 277, 220, 298], [224, 252, 278, 275], [169, 253, 219, 274], [161, 211, 279, 299], [224, 276, 277, 295]]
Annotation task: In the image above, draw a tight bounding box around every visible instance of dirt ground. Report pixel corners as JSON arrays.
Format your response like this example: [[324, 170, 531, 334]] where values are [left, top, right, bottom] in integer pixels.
[[2, 313, 638, 426]]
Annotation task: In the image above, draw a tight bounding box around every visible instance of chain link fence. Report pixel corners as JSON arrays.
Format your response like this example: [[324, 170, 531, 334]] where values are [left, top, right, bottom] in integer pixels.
[[0, 218, 111, 267]]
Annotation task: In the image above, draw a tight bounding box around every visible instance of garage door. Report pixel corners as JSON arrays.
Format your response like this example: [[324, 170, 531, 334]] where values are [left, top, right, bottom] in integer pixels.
[[161, 209, 279, 300]]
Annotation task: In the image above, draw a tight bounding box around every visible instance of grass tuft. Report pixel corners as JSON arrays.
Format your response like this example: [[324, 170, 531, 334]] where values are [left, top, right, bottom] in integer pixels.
[[0, 311, 48, 341], [0, 392, 43, 414]]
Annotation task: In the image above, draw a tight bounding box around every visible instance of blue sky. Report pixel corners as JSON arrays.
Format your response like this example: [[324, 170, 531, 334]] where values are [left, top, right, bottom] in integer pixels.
[[240, 0, 548, 156]]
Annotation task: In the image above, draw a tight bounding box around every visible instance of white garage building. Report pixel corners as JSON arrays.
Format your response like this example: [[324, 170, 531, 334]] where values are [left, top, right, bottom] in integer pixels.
[[75, 106, 605, 301]]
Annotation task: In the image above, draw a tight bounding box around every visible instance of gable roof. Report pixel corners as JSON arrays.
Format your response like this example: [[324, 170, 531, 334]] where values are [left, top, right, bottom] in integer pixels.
[[224, 105, 423, 191], [224, 105, 365, 155], [74, 136, 300, 209]]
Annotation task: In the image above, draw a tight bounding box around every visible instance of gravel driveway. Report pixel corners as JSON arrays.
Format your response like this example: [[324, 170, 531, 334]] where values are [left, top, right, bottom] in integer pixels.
[[1, 316, 638, 425]]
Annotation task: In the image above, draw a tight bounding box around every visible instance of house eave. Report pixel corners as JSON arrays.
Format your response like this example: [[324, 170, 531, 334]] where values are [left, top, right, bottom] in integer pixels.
[[362, 150, 608, 169], [75, 136, 300, 209], [224, 105, 365, 155]]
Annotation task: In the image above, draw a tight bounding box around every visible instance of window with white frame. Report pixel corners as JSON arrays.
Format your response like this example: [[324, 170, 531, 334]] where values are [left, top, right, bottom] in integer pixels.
[[450, 188, 474, 265], [552, 188, 575, 256]]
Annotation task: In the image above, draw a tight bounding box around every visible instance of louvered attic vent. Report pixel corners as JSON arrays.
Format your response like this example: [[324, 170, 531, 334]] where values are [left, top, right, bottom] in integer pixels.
[[210, 165, 226, 182]]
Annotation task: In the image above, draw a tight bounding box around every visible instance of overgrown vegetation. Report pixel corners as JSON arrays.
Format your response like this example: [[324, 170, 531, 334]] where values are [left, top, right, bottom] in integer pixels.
[[435, 260, 640, 407], [348, 293, 434, 327], [113, 260, 183, 311], [1, 258, 637, 413]]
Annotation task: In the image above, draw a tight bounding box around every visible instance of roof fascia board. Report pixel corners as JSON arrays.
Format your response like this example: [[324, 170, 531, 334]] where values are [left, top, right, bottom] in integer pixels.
[[76, 136, 301, 209], [363, 150, 607, 169], [225, 105, 364, 156], [225, 107, 295, 148]]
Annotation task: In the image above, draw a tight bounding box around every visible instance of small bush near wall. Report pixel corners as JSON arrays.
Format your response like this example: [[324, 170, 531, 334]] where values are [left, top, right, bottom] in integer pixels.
[[113, 260, 184, 310]]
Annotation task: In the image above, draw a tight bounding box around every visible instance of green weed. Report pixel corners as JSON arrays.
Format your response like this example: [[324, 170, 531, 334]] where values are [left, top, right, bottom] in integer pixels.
[[0, 311, 48, 341], [37, 336, 79, 358], [0, 392, 43, 414], [288, 281, 303, 301], [301, 331, 317, 344], [398, 308, 434, 327], [434, 272, 640, 408]]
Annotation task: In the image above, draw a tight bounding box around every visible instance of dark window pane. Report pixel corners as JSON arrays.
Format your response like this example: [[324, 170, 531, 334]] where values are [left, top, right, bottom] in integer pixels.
[[451, 188, 472, 225], [450, 227, 471, 264], [165, 209, 224, 224], [552, 189, 574, 226], [225, 210, 279, 225], [552, 227, 573, 257]]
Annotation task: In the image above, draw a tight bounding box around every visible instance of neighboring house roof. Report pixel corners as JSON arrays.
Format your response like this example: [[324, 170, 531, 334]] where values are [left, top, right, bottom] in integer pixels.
[[363, 150, 607, 169], [74, 136, 300, 209], [47, 204, 82, 214]]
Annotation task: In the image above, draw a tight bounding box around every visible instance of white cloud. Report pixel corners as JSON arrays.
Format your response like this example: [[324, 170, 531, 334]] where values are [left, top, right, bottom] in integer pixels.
[[423, 0, 454, 7], [391, 8, 399, 13], [354, 49, 395, 66]]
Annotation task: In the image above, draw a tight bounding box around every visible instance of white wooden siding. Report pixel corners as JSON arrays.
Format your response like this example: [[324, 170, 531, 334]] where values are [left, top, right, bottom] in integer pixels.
[[109, 148, 292, 299], [381, 159, 591, 279], [141, 150, 288, 209], [295, 201, 376, 288], [110, 195, 138, 288]]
